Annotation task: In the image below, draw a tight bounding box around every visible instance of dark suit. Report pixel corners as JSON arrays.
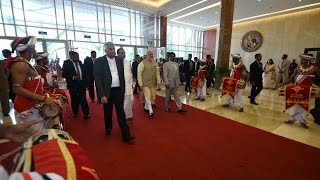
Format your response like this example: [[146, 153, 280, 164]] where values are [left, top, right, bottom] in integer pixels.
[[183, 59, 195, 91], [94, 55, 132, 140], [84, 57, 95, 101], [249, 60, 264, 102], [62, 59, 89, 116], [131, 60, 139, 93]]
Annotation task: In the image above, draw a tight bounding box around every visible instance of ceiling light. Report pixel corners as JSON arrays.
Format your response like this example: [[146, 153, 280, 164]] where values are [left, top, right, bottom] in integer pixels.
[[171, 19, 205, 28], [167, 0, 208, 17], [299, 0, 302, 2], [172, 2, 221, 20], [215, 12, 218, 14], [200, 17, 202, 18]]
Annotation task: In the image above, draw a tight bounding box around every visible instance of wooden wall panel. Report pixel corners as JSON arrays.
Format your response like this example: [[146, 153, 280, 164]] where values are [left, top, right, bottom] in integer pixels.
[[202, 29, 217, 59]]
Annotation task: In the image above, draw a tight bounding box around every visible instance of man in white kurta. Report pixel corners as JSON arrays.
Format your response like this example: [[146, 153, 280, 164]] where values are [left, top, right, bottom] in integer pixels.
[[138, 51, 160, 117], [117, 48, 133, 120]]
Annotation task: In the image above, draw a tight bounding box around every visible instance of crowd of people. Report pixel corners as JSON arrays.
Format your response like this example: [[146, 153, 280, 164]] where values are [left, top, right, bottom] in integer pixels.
[[0, 36, 319, 147]]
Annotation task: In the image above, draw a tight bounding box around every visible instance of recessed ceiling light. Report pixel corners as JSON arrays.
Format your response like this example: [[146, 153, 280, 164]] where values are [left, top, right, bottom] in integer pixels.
[[215, 12, 218, 14], [200, 17, 202, 18], [299, 0, 302, 2]]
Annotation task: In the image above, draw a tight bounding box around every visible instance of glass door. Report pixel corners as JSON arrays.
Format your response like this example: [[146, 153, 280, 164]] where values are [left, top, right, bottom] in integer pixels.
[[115, 45, 135, 62], [44, 41, 68, 68]]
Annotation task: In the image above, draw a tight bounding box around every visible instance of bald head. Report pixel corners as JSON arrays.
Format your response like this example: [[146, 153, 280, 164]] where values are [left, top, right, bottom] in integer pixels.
[[104, 42, 115, 58]]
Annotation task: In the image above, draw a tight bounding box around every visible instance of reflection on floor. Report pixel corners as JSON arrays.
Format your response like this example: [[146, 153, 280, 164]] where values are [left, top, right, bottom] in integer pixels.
[[156, 85, 320, 149], [1, 85, 319, 149]]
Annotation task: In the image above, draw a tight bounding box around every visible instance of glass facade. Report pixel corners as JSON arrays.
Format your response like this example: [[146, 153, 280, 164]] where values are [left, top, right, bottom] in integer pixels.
[[0, 0, 161, 61], [166, 24, 203, 60]]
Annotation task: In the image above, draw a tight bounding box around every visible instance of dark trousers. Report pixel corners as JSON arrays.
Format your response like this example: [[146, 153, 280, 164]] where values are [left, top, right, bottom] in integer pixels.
[[88, 77, 95, 101], [250, 81, 263, 102], [133, 79, 140, 93], [69, 87, 89, 116], [206, 78, 215, 88], [310, 98, 320, 124], [0, 90, 9, 115], [103, 87, 131, 139], [185, 75, 191, 91]]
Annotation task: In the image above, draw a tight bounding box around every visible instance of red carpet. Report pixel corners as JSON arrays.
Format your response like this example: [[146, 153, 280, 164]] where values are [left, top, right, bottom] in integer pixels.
[[2, 94, 320, 179]]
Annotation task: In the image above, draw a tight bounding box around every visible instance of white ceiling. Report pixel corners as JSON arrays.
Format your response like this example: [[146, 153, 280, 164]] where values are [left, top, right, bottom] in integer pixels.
[[162, 0, 320, 29], [101, 0, 320, 30]]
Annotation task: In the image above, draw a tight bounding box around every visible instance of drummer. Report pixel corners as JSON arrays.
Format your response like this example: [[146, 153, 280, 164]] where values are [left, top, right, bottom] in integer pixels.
[[280, 54, 320, 128], [34, 52, 56, 93], [9, 36, 55, 113], [222, 54, 248, 112]]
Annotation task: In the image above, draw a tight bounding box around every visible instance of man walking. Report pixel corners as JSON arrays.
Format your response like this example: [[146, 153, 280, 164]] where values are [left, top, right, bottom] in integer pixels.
[[94, 42, 134, 143], [183, 54, 194, 92], [163, 52, 186, 113], [84, 51, 96, 102], [249, 53, 264, 105]]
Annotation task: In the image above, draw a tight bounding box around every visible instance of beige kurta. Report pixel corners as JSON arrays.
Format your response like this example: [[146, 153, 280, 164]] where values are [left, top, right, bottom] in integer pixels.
[[123, 59, 133, 119], [137, 59, 160, 113]]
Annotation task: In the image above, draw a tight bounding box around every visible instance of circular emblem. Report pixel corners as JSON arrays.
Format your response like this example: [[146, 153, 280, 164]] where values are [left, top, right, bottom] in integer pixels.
[[241, 31, 263, 52]]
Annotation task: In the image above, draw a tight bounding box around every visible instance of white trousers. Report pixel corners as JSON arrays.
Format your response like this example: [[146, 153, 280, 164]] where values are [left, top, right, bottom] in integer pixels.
[[197, 80, 207, 99], [289, 104, 308, 124], [124, 95, 133, 119], [143, 87, 156, 114], [226, 88, 243, 108]]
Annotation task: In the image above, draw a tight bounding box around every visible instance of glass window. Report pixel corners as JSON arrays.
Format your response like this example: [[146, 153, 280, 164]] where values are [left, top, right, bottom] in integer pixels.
[[130, 12, 136, 37], [72, 41, 104, 60], [58, 30, 67, 40], [99, 33, 105, 43], [75, 32, 98, 42], [2, 0, 14, 24], [67, 31, 74, 40], [5, 25, 16, 36], [136, 13, 141, 37], [64, 0, 73, 30], [0, 8, 2, 23], [46, 41, 66, 66], [16, 25, 26, 36], [12, 0, 25, 25], [141, 15, 154, 39], [24, 0, 56, 28], [73, 2, 97, 32], [55, 0, 66, 29], [27, 27, 58, 39], [0, 25, 5, 36], [111, 8, 130, 36], [104, 7, 111, 34], [172, 26, 179, 45], [113, 35, 130, 45], [97, 7, 105, 34]]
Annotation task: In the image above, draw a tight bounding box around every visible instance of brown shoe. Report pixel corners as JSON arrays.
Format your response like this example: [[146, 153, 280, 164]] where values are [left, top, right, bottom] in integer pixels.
[[300, 123, 309, 129], [239, 108, 243, 112], [222, 104, 230, 108], [284, 120, 294, 124]]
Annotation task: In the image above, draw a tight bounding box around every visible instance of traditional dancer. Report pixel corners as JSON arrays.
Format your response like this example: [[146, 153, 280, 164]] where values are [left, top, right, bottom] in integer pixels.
[[222, 54, 248, 112], [280, 54, 320, 128], [195, 59, 208, 101]]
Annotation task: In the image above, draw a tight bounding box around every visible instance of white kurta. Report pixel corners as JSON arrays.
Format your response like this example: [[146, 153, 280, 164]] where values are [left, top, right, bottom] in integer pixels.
[[123, 59, 133, 119]]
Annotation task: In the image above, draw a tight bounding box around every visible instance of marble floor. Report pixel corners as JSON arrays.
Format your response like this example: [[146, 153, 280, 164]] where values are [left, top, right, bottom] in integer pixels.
[[1, 85, 320, 149]]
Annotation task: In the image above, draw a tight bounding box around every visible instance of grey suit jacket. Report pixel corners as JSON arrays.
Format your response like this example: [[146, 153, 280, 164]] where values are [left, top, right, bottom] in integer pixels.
[[94, 55, 125, 100], [163, 61, 180, 88]]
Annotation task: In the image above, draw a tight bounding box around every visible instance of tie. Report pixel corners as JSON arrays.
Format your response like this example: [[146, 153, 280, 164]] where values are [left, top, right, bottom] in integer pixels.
[[75, 62, 81, 80]]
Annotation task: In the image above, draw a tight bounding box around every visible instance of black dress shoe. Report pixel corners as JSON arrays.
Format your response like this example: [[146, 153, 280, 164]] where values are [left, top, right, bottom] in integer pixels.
[[84, 115, 91, 119], [178, 109, 187, 113], [150, 113, 154, 118], [166, 108, 171, 112], [250, 101, 258, 105], [152, 104, 156, 108], [3, 113, 9, 117], [73, 113, 78, 117], [123, 136, 135, 143], [91, 100, 94, 102], [248, 96, 251, 99], [105, 130, 111, 136], [144, 108, 149, 112]]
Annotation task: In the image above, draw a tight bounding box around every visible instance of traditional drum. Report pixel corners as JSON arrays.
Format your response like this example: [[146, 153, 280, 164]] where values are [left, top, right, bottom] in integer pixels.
[[278, 86, 320, 97], [237, 79, 246, 89], [14, 129, 99, 180]]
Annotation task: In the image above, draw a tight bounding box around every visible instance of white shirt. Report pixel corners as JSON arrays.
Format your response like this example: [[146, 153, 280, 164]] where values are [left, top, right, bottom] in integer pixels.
[[72, 61, 82, 80], [107, 56, 120, 87]]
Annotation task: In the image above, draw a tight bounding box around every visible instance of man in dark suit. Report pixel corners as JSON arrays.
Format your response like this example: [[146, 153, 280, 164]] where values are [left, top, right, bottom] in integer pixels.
[[62, 51, 90, 119], [183, 54, 195, 92], [249, 53, 264, 105], [84, 51, 96, 102], [132, 54, 140, 94], [94, 42, 134, 143]]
